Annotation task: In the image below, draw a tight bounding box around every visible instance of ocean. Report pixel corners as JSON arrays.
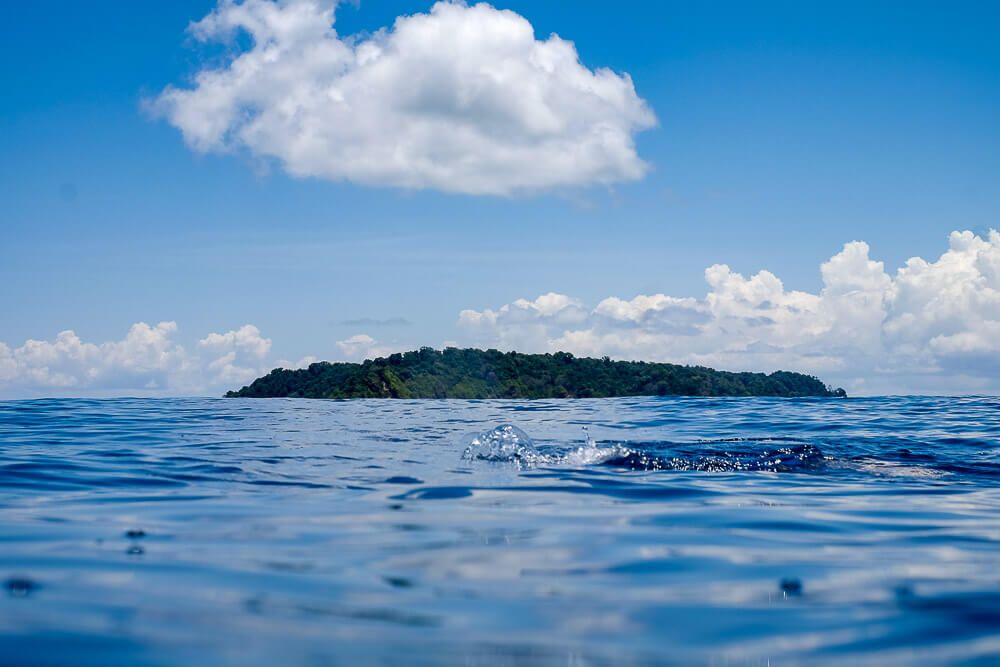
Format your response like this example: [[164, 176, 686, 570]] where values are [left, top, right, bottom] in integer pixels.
[[1, 396, 998, 665]]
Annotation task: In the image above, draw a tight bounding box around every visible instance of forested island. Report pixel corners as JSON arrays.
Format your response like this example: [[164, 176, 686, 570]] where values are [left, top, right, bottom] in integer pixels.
[[226, 348, 846, 399]]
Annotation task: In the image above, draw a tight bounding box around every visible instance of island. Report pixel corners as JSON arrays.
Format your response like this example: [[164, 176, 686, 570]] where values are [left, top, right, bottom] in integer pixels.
[[226, 348, 846, 399]]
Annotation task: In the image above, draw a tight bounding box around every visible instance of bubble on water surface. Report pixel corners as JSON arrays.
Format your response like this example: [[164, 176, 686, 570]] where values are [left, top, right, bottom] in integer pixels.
[[462, 424, 542, 464]]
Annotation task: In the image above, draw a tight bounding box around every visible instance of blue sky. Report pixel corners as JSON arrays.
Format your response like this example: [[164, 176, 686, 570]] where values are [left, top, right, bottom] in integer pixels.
[[2, 1, 999, 396]]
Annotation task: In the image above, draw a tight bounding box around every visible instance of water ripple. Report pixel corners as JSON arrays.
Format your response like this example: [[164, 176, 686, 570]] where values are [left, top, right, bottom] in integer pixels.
[[0, 396, 998, 666]]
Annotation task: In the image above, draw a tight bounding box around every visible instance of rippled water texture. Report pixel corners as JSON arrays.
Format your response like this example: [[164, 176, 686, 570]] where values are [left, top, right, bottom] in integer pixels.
[[1, 397, 999, 666]]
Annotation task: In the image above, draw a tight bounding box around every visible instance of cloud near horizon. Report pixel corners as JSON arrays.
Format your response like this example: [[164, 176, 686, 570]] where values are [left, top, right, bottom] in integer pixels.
[[0, 323, 273, 397], [2, 231, 998, 397], [335, 334, 401, 362], [153, 0, 655, 195], [458, 230, 1000, 395]]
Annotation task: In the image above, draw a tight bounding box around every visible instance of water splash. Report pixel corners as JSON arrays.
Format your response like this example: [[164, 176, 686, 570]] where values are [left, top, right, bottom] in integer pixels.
[[561, 426, 632, 466], [462, 424, 543, 464]]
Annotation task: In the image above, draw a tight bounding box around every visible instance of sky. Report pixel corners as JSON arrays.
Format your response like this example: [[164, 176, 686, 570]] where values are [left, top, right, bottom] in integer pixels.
[[1, 0, 999, 397]]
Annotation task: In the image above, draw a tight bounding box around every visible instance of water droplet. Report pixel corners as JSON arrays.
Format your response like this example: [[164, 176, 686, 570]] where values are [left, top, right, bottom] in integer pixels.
[[383, 576, 415, 588], [384, 476, 423, 485], [780, 578, 803, 596], [5, 577, 39, 598]]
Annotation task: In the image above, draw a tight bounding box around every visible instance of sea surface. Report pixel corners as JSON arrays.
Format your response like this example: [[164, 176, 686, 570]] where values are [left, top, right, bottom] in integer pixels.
[[1, 396, 998, 666]]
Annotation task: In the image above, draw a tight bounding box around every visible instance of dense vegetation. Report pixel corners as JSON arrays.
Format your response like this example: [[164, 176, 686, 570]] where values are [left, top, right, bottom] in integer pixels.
[[226, 348, 846, 399]]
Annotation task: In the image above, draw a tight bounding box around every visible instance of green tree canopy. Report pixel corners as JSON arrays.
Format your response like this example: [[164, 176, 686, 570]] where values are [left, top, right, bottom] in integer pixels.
[[226, 348, 846, 399]]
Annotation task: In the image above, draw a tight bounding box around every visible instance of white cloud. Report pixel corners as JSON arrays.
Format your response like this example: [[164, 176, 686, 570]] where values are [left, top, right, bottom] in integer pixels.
[[335, 334, 399, 362], [198, 324, 273, 386], [0, 323, 187, 392], [0, 322, 405, 396], [154, 0, 655, 195], [275, 355, 320, 370], [459, 291, 588, 350], [458, 230, 1000, 395], [0, 323, 273, 397]]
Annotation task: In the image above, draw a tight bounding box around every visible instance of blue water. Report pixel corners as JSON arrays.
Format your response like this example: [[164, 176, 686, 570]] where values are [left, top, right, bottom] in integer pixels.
[[1, 397, 998, 666]]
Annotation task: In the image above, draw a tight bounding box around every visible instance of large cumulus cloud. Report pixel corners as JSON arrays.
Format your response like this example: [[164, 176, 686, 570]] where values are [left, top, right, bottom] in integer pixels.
[[459, 231, 1000, 395], [153, 0, 656, 195]]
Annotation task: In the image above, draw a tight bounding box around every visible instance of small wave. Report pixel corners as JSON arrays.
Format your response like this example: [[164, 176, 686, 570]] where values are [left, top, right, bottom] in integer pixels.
[[601, 443, 827, 472]]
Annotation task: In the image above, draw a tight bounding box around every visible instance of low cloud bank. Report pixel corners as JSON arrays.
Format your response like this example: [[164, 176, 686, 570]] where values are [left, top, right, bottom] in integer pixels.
[[458, 230, 1000, 395], [154, 0, 655, 195], [0, 323, 272, 397]]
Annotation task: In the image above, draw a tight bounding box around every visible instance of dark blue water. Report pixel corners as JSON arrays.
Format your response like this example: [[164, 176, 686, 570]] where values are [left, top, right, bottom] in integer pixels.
[[1, 397, 998, 666]]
